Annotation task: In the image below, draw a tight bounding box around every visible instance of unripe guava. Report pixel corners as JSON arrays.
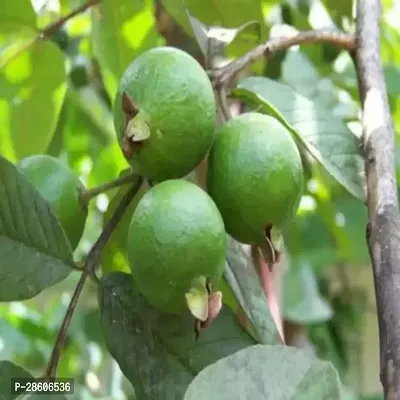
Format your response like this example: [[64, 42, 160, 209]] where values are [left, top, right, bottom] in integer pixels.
[[113, 46, 216, 182], [127, 179, 226, 316], [18, 155, 88, 250], [207, 112, 304, 245]]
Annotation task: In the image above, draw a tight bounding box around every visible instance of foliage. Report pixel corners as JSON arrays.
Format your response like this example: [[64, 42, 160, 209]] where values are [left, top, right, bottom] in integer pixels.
[[0, 0, 395, 399]]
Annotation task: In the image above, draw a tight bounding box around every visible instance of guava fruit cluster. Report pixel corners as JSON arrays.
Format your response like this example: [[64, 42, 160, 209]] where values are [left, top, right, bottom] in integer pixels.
[[17, 155, 88, 250], [114, 47, 304, 322]]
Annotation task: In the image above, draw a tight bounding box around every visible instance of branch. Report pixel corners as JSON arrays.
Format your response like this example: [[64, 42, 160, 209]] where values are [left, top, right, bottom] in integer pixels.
[[1, 0, 100, 69], [41, 0, 100, 38], [354, 1, 400, 397], [81, 173, 139, 204], [211, 29, 355, 89], [45, 177, 143, 378]]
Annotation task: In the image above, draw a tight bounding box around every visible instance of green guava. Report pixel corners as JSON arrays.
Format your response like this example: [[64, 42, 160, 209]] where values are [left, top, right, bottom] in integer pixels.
[[127, 179, 227, 317], [113, 46, 216, 182], [207, 112, 304, 246], [18, 155, 88, 250]]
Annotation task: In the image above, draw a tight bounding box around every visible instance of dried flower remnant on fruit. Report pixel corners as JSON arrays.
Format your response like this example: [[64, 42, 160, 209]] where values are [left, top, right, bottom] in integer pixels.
[[121, 92, 149, 159], [122, 92, 138, 119], [194, 291, 223, 340]]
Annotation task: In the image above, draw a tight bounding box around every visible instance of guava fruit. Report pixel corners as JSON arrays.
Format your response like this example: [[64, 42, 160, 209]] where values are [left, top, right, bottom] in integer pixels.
[[207, 112, 304, 246], [113, 46, 216, 182], [18, 155, 88, 250], [127, 179, 227, 319]]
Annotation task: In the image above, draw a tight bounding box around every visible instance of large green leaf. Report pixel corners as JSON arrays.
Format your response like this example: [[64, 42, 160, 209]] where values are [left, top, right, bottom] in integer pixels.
[[99, 272, 255, 399], [184, 345, 344, 400], [0, 360, 32, 399], [91, 0, 164, 97], [0, 361, 67, 399], [0, 0, 37, 29], [233, 77, 366, 201], [0, 156, 74, 301], [225, 237, 282, 345], [0, 40, 67, 159]]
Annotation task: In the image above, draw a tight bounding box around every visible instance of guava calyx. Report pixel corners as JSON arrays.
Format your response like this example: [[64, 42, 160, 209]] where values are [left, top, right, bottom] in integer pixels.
[[122, 92, 138, 119], [186, 277, 223, 340], [194, 291, 223, 340], [121, 94, 151, 159], [125, 112, 151, 142], [185, 276, 209, 322]]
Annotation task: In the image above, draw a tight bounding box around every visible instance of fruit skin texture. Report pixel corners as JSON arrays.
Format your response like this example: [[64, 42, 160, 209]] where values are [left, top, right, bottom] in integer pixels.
[[127, 179, 227, 314], [18, 155, 88, 250], [207, 112, 304, 245], [113, 46, 216, 182]]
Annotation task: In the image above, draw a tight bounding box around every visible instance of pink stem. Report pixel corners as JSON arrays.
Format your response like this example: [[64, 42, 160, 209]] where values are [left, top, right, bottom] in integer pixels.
[[259, 256, 285, 343]]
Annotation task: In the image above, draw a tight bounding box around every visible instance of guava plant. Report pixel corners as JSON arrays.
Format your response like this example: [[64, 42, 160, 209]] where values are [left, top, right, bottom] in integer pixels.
[[0, 0, 398, 399]]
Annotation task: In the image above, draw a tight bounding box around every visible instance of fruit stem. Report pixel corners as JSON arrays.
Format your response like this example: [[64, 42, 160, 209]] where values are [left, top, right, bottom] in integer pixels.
[[80, 173, 141, 204], [258, 256, 285, 344], [252, 244, 285, 344]]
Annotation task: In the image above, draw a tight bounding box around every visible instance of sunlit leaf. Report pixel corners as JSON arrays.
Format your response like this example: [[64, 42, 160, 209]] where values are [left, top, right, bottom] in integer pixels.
[[91, 0, 164, 97], [0, 40, 67, 159], [0, 0, 37, 30]]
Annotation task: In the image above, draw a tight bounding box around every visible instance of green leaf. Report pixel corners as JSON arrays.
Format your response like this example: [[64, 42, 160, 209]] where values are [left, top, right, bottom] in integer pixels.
[[185, 9, 261, 62], [0, 0, 37, 29], [0, 360, 33, 399], [233, 77, 366, 201], [283, 262, 333, 324], [321, 0, 352, 28], [99, 272, 255, 399], [0, 40, 67, 160], [282, 50, 337, 109], [91, 0, 164, 97], [161, 0, 265, 33], [184, 344, 344, 400], [0, 156, 74, 301], [0, 319, 30, 359], [225, 236, 282, 345]]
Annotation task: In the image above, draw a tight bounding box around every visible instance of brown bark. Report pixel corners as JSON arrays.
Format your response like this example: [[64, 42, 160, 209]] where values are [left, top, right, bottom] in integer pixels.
[[354, 1, 400, 397]]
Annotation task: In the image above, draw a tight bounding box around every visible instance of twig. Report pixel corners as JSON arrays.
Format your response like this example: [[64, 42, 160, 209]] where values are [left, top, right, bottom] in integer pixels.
[[81, 173, 139, 204], [45, 177, 143, 378], [1, 0, 100, 68], [215, 87, 232, 121], [41, 0, 100, 38], [354, 1, 400, 397], [211, 29, 355, 89]]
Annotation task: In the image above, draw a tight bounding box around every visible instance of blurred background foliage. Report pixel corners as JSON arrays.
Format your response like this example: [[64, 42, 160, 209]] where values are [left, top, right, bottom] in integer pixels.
[[1, 0, 399, 398]]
